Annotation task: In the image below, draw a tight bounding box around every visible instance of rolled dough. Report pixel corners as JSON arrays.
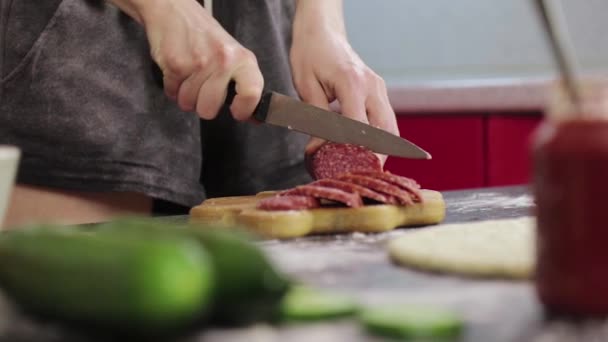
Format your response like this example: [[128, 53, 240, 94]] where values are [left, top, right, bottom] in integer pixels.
[[388, 217, 535, 279]]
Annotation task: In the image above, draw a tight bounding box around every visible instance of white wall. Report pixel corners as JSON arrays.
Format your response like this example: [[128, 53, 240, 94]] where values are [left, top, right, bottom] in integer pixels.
[[344, 0, 608, 84]]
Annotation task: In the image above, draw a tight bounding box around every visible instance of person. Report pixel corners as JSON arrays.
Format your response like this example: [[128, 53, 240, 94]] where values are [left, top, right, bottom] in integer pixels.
[[0, 0, 399, 227]]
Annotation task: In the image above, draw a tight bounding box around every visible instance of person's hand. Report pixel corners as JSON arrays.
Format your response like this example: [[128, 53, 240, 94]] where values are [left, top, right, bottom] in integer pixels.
[[290, 0, 399, 164], [109, 0, 264, 120]]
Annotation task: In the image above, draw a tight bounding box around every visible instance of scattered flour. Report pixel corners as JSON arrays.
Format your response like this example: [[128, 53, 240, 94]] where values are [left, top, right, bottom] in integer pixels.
[[450, 193, 533, 213]]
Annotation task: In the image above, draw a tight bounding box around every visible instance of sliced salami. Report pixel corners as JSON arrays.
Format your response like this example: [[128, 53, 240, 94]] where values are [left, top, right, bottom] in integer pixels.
[[311, 179, 397, 205], [281, 184, 363, 208], [307, 143, 382, 180], [257, 195, 320, 211], [350, 171, 423, 202], [337, 174, 414, 205]]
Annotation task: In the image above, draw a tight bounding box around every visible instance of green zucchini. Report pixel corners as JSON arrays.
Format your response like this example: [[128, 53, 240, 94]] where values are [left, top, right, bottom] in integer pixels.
[[359, 305, 464, 339], [97, 217, 291, 325], [0, 226, 213, 333], [279, 286, 359, 322]]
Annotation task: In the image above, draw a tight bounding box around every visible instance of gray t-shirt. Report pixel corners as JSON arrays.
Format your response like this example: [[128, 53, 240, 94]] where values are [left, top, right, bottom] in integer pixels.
[[0, 0, 311, 208]]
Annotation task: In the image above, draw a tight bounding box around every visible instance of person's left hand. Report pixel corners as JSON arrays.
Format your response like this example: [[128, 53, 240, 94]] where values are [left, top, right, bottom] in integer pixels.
[[290, 1, 399, 164]]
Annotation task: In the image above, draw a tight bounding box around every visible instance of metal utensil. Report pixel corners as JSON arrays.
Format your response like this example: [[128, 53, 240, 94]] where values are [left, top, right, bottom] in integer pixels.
[[225, 82, 431, 160], [533, 0, 581, 107]]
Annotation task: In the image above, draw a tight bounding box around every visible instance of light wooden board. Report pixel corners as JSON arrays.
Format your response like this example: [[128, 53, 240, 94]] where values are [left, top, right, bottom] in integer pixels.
[[189, 190, 446, 239]]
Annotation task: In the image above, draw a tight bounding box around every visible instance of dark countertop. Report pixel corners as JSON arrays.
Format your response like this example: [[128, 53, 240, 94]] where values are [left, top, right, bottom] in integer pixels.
[[0, 185, 598, 341]]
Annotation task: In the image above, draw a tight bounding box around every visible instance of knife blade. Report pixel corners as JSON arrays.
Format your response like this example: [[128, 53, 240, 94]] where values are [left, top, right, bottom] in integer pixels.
[[225, 82, 431, 160]]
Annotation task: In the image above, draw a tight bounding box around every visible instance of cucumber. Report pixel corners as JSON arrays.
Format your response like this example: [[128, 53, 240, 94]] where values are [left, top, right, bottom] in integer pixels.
[[279, 286, 359, 322], [0, 226, 213, 333], [97, 217, 291, 325], [359, 305, 464, 339]]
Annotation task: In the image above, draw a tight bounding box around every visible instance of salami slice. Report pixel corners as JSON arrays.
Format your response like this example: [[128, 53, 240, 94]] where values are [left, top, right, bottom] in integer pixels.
[[337, 174, 414, 205], [307, 143, 382, 180], [311, 179, 397, 205], [350, 171, 423, 202], [257, 195, 320, 211], [281, 184, 363, 208]]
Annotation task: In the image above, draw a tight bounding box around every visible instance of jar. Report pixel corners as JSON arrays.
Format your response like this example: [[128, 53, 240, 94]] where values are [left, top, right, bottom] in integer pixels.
[[533, 80, 608, 316]]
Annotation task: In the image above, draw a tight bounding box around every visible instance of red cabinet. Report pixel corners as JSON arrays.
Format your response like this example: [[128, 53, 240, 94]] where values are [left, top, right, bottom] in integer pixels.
[[486, 114, 542, 187], [385, 112, 543, 190], [385, 115, 486, 190]]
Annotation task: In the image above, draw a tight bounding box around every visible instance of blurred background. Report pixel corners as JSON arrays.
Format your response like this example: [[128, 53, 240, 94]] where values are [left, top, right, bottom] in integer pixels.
[[345, 0, 608, 83], [342, 0, 608, 191]]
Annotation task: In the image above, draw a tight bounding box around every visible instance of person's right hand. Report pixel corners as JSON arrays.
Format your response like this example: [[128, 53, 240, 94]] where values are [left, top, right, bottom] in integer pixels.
[[112, 0, 264, 120]]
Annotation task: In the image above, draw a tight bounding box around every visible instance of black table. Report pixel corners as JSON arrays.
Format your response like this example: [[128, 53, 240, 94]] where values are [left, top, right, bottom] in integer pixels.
[[1, 185, 602, 341]]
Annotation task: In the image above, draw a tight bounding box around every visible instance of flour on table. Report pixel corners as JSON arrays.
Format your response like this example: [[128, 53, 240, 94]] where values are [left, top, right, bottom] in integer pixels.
[[450, 192, 533, 214]]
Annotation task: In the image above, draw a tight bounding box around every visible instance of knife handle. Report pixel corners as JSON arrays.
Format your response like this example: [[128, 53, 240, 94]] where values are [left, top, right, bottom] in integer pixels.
[[151, 63, 164, 89], [224, 80, 237, 108], [223, 80, 273, 122]]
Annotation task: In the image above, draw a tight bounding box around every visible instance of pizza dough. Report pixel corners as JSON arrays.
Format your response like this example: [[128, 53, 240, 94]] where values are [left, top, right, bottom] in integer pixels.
[[388, 217, 535, 279]]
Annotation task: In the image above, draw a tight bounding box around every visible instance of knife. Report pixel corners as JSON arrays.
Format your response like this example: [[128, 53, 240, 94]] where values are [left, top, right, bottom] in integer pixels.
[[150, 64, 430, 159], [224, 82, 431, 159]]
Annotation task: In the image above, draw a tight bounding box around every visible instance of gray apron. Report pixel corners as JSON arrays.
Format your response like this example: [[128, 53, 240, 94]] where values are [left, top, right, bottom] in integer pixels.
[[0, 0, 311, 208]]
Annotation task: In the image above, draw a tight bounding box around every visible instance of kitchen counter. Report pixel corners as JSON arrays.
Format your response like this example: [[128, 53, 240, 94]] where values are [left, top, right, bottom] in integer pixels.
[[388, 77, 550, 113], [0, 185, 602, 341]]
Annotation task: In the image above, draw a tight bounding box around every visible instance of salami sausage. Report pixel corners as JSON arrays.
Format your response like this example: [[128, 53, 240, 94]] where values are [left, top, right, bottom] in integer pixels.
[[307, 143, 382, 180], [257, 195, 320, 211], [311, 179, 397, 205], [350, 171, 423, 202], [337, 174, 414, 205], [281, 184, 363, 208]]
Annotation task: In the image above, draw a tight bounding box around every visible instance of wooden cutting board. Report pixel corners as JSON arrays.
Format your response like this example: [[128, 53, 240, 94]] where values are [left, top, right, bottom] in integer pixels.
[[189, 190, 446, 239]]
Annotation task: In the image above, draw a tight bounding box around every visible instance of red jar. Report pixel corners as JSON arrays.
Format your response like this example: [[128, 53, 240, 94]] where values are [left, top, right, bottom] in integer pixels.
[[533, 82, 608, 316]]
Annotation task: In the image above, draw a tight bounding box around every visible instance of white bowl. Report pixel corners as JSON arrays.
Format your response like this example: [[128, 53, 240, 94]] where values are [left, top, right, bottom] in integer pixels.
[[0, 146, 20, 228]]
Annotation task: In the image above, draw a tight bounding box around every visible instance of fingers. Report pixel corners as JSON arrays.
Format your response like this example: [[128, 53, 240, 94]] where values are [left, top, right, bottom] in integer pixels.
[[195, 74, 230, 120], [365, 80, 400, 137], [176, 70, 212, 112], [144, 0, 266, 120], [165, 50, 263, 121], [335, 87, 368, 124], [365, 98, 392, 165], [163, 75, 182, 101], [333, 67, 370, 125], [298, 79, 331, 155], [160, 52, 193, 103], [298, 79, 331, 110], [306, 136, 326, 155], [365, 75, 399, 165], [230, 61, 264, 121], [331, 71, 381, 161], [331, 68, 398, 165]]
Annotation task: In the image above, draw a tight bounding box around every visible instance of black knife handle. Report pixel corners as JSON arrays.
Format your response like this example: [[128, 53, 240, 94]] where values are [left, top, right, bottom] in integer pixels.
[[224, 80, 238, 108], [153, 66, 272, 121], [151, 63, 164, 89], [252, 91, 273, 122], [225, 80, 273, 122]]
